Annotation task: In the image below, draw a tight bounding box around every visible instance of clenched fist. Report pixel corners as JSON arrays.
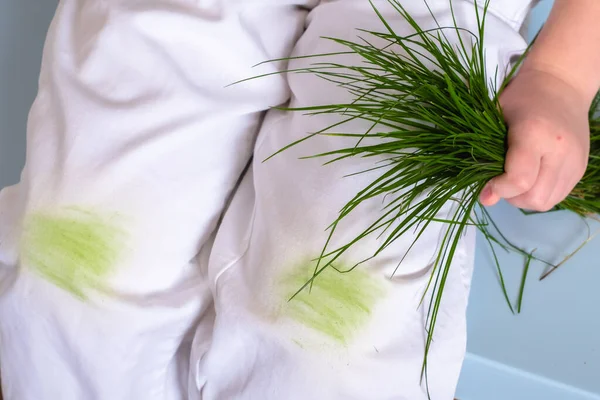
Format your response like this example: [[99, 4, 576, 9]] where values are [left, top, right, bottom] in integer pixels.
[[480, 68, 591, 212], [480, 0, 600, 212]]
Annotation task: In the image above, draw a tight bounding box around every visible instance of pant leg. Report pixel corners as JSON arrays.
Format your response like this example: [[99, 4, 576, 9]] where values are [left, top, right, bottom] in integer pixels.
[[198, 1, 533, 399], [0, 0, 310, 398]]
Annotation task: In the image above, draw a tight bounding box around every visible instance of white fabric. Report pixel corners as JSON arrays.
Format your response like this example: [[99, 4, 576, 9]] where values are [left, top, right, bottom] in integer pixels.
[[473, 0, 538, 30], [0, 0, 532, 399]]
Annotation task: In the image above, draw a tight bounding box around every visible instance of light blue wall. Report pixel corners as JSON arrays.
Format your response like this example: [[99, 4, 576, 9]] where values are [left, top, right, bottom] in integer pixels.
[[1, 1, 598, 399], [0, 0, 58, 188]]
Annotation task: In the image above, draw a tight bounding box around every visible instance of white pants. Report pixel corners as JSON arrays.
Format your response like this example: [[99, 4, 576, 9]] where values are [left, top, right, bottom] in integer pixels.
[[0, 1, 532, 399]]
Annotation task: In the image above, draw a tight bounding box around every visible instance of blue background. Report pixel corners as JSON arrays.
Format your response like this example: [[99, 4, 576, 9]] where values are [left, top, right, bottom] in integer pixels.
[[1, 1, 598, 399]]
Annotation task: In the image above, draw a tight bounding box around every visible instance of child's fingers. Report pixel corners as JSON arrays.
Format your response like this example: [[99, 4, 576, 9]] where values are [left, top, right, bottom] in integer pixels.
[[505, 156, 563, 211], [545, 166, 586, 208], [485, 142, 542, 203], [545, 167, 578, 208]]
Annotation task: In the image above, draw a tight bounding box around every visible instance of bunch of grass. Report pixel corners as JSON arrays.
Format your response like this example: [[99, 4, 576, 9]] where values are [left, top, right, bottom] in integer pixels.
[[247, 0, 600, 386]]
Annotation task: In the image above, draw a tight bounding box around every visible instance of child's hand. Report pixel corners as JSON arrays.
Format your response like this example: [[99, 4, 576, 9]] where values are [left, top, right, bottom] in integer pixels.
[[479, 68, 591, 211], [480, 0, 600, 212]]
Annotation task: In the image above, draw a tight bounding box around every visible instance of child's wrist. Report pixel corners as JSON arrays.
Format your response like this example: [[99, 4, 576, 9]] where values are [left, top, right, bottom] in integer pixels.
[[519, 61, 598, 108], [522, 0, 600, 108]]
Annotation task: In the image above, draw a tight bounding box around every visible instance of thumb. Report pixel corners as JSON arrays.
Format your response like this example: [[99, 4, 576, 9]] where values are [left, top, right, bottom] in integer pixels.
[[479, 181, 500, 206], [480, 143, 542, 206]]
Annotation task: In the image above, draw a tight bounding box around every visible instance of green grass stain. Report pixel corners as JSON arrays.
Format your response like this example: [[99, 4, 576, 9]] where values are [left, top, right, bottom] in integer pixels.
[[280, 263, 386, 345], [21, 207, 126, 299]]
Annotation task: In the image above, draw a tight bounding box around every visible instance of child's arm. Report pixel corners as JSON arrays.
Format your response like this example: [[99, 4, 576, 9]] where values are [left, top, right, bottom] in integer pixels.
[[480, 0, 600, 211], [526, 0, 600, 103]]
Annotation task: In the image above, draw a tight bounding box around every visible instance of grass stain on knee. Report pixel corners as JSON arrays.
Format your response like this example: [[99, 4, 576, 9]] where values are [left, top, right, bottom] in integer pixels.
[[280, 263, 386, 345], [21, 207, 126, 299]]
